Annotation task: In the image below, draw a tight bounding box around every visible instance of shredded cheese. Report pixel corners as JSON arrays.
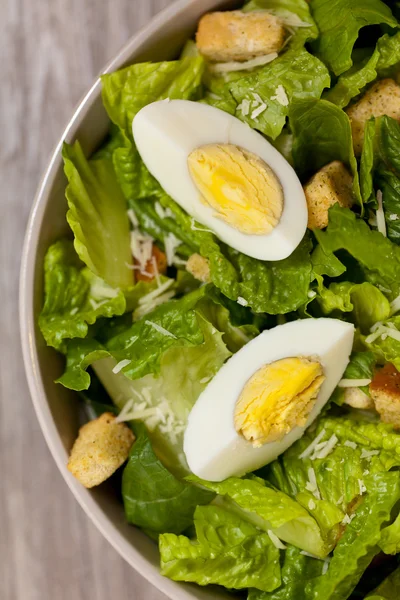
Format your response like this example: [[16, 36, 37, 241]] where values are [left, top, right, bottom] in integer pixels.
[[271, 84, 289, 106], [338, 378, 371, 388], [209, 52, 278, 74], [127, 208, 139, 228], [251, 102, 267, 119], [134, 290, 176, 320], [267, 530, 287, 549], [299, 429, 327, 459], [308, 499, 316, 510], [300, 551, 322, 560], [358, 479, 367, 495], [237, 296, 248, 307], [390, 294, 400, 315], [237, 99, 250, 117], [376, 190, 387, 237], [164, 233, 182, 266], [112, 359, 131, 374], [306, 467, 321, 499], [360, 449, 380, 459], [145, 320, 177, 338], [313, 434, 338, 460], [344, 440, 357, 450]]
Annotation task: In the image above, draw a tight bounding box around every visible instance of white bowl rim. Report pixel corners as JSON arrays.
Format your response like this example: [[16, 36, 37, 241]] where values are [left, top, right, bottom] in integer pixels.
[[19, 1, 222, 598]]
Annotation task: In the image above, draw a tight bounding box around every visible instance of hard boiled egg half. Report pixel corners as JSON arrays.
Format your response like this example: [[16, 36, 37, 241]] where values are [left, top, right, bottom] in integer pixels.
[[133, 100, 307, 261], [184, 318, 354, 481]]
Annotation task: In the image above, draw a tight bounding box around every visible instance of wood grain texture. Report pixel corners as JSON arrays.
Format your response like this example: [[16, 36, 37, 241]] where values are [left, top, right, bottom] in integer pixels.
[[0, 1, 174, 598]]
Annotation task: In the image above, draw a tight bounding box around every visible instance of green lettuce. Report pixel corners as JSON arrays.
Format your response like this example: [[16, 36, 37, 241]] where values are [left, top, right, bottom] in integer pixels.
[[122, 425, 213, 534], [62, 141, 133, 289], [376, 168, 400, 244], [159, 505, 281, 592], [101, 57, 205, 140], [187, 475, 331, 558], [229, 47, 330, 140], [380, 513, 400, 555], [310, 0, 397, 75], [315, 280, 390, 332], [363, 315, 400, 370], [313, 205, 400, 298], [332, 351, 376, 403], [248, 546, 324, 600], [39, 240, 126, 351], [324, 47, 380, 109], [268, 417, 400, 519], [289, 99, 360, 201], [251, 473, 400, 600]]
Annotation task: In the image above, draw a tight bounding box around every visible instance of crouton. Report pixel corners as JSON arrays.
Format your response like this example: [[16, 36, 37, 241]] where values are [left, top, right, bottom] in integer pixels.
[[346, 79, 400, 155], [186, 253, 211, 283], [196, 11, 285, 63], [135, 244, 167, 282], [303, 161, 354, 230], [67, 413, 135, 488], [343, 387, 374, 410], [370, 363, 400, 429]]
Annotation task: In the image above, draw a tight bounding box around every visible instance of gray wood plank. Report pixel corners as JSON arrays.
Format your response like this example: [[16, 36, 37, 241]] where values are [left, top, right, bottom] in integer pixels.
[[0, 1, 174, 598]]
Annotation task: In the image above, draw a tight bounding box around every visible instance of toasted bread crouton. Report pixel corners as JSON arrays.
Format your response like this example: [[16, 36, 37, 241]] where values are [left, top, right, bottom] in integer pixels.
[[67, 413, 135, 488], [370, 363, 400, 429], [303, 161, 354, 229], [196, 11, 285, 63], [186, 253, 211, 283], [343, 387, 374, 410], [135, 244, 167, 282], [346, 79, 400, 155]]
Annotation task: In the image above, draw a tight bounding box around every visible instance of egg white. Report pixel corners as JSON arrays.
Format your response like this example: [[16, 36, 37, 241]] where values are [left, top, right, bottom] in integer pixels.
[[183, 318, 354, 481], [133, 100, 307, 261]]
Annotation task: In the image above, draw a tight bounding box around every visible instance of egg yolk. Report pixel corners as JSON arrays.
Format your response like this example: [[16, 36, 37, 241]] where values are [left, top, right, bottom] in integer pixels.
[[187, 144, 283, 235], [234, 357, 325, 447]]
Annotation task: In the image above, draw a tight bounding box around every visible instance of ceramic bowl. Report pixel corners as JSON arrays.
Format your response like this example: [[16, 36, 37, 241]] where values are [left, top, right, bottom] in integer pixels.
[[19, 1, 236, 598]]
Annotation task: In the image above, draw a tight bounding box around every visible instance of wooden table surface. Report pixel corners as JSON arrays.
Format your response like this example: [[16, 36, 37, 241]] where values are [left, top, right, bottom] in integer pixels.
[[1, 1, 175, 598]]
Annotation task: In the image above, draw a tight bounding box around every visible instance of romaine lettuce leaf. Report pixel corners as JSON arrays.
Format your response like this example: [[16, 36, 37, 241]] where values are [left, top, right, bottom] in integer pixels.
[[310, 0, 397, 75], [363, 315, 400, 369], [380, 513, 400, 554], [251, 473, 400, 600], [332, 351, 376, 403], [62, 141, 133, 289], [187, 475, 331, 558], [101, 57, 205, 140], [159, 505, 281, 592], [39, 240, 126, 351], [229, 47, 330, 140], [324, 47, 380, 109], [315, 280, 390, 332], [268, 417, 400, 520], [313, 205, 400, 297], [122, 425, 213, 534], [376, 168, 400, 244], [289, 99, 360, 201]]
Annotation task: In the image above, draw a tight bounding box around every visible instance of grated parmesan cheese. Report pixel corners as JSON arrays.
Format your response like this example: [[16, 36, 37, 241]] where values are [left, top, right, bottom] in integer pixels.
[[338, 378, 372, 388], [271, 84, 289, 106], [151, 255, 161, 287], [358, 479, 367, 495], [344, 440, 357, 450], [209, 53, 277, 74], [300, 551, 322, 560], [389, 213, 399, 220], [154, 202, 166, 219], [390, 294, 400, 315], [308, 499, 316, 510], [237, 99, 250, 117], [267, 530, 287, 549], [306, 467, 321, 499], [112, 359, 131, 374], [251, 102, 267, 119], [376, 190, 387, 237], [299, 429, 327, 459], [127, 208, 139, 228], [134, 290, 176, 320], [237, 296, 248, 306], [341, 513, 355, 525], [312, 434, 338, 460], [145, 320, 177, 338], [164, 233, 182, 266], [322, 560, 330, 575], [360, 449, 380, 459]]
